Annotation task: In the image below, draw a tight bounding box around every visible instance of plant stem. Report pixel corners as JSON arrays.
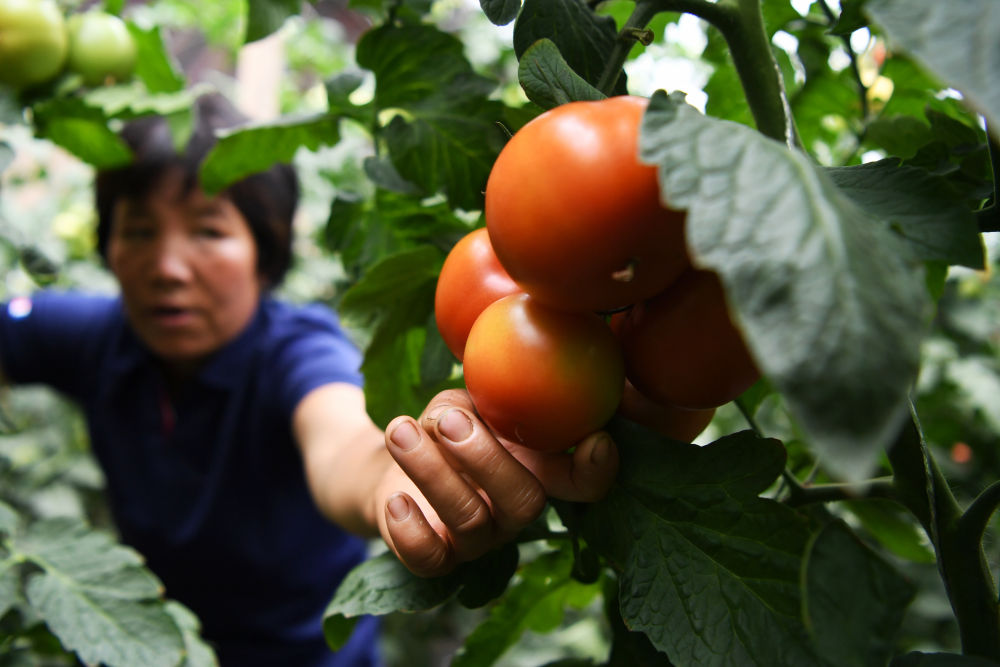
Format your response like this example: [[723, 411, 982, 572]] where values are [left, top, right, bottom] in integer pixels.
[[978, 128, 1000, 233], [888, 403, 1000, 659], [595, 0, 735, 97], [783, 477, 895, 507]]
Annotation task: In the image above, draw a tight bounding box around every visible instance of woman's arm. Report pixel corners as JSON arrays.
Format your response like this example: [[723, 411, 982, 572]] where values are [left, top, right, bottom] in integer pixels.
[[293, 385, 620, 577]]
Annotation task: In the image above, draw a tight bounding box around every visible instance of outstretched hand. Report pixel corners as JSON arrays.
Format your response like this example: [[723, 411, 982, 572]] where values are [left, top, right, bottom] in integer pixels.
[[374, 389, 619, 577]]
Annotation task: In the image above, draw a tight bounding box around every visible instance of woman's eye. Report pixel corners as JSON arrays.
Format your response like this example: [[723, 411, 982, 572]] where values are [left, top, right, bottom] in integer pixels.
[[195, 225, 225, 239]]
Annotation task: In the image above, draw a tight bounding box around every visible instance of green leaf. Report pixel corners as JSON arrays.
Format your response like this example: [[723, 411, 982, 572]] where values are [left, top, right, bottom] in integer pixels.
[[324, 546, 517, 650], [13, 518, 184, 667], [517, 39, 605, 110], [481, 0, 521, 26], [165, 601, 220, 667], [245, 0, 299, 43], [640, 91, 930, 482], [128, 24, 186, 93], [513, 0, 627, 96], [357, 24, 506, 210], [802, 520, 916, 667], [199, 113, 340, 194], [841, 499, 936, 565], [866, 0, 1000, 139], [830, 0, 870, 36], [577, 422, 821, 667], [827, 160, 985, 269], [864, 115, 935, 159], [0, 500, 18, 535], [37, 117, 133, 169], [340, 245, 445, 425], [0, 556, 22, 619], [452, 549, 600, 667]]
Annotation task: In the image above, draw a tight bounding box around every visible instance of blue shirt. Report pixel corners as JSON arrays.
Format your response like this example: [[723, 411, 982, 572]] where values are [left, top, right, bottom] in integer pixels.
[[0, 292, 379, 666]]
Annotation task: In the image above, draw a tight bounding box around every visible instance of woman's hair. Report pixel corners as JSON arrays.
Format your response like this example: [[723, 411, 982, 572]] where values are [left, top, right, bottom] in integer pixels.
[[94, 93, 299, 286]]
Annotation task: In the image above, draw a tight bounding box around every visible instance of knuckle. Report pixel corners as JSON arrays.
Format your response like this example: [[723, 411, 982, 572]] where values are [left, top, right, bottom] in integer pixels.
[[451, 496, 492, 536], [507, 482, 548, 525], [405, 542, 454, 578]]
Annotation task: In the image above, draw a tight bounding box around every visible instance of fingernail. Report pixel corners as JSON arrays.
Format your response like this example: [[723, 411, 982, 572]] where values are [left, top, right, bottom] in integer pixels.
[[389, 421, 420, 451], [589, 434, 611, 466], [439, 409, 473, 443], [387, 493, 411, 521]]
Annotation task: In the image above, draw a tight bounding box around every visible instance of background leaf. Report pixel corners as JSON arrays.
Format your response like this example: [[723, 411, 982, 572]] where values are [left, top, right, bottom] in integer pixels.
[[480, 0, 521, 26], [517, 39, 605, 109], [827, 160, 985, 268], [199, 113, 340, 194], [640, 91, 930, 482], [866, 0, 1000, 139], [13, 518, 184, 667]]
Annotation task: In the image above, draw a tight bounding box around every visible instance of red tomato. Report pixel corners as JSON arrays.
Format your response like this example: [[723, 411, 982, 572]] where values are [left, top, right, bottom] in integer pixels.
[[463, 293, 624, 452], [617, 269, 759, 410], [617, 379, 715, 442], [485, 95, 690, 313], [434, 228, 521, 361]]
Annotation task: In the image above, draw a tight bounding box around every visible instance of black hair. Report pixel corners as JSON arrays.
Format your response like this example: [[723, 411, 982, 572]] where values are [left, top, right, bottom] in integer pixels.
[[94, 92, 299, 286]]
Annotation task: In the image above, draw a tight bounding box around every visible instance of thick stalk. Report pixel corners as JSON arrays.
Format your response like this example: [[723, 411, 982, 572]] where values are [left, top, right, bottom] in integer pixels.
[[888, 405, 1000, 659], [716, 0, 799, 147]]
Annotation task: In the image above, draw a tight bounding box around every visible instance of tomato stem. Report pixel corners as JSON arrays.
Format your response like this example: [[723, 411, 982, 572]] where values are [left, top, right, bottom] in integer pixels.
[[888, 403, 1000, 659]]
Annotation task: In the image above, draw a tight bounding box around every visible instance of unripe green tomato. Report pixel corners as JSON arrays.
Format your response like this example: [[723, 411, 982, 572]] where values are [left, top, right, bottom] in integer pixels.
[[0, 0, 68, 89], [66, 11, 137, 87]]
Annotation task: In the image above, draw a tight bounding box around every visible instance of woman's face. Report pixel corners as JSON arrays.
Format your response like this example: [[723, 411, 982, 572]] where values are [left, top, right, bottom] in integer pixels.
[[107, 169, 262, 371]]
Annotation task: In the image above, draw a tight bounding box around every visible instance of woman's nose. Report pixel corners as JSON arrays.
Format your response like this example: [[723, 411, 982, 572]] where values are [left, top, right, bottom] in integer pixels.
[[149, 235, 193, 284]]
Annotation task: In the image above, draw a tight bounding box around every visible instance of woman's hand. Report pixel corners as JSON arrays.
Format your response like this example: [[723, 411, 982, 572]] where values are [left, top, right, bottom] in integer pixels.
[[374, 389, 619, 577]]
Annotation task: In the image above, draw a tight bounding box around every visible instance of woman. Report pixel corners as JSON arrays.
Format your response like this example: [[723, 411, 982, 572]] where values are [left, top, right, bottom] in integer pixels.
[[0, 94, 619, 665]]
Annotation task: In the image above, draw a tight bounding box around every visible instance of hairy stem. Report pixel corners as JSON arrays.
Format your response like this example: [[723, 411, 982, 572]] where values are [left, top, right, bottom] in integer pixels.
[[888, 403, 1000, 659]]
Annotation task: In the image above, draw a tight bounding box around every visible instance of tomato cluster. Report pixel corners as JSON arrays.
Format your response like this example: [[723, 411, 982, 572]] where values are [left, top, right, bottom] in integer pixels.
[[435, 96, 759, 452], [0, 0, 137, 91]]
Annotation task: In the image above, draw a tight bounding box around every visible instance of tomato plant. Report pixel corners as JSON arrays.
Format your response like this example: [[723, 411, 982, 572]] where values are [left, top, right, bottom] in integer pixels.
[[434, 227, 521, 361], [485, 95, 690, 313], [617, 268, 760, 410], [0, 0, 67, 89], [462, 293, 624, 452], [66, 11, 137, 87]]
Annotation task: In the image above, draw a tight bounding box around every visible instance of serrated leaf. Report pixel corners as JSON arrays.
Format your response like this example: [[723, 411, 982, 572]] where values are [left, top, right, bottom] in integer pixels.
[[452, 549, 599, 667], [13, 518, 183, 667], [26, 573, 184, 667], [340, 245, 442, 316], [199, 113, 340, 194], [827, 160, 985, 269], [481, 0, 520, 26], [15, 519, 163, 601], [128, 24, 185, 93], [246, 0, 300, 43], [513, 0, 626, 96], [357, 24, 506, 210], [324, 547, 516, 651], [640, 91, 930, 482], [165, 601, 219, 667], [578, 422, 820, 667], [866, 0, 1000, 140], [517, 39, 605, 110], [802, 520, 916, 667]]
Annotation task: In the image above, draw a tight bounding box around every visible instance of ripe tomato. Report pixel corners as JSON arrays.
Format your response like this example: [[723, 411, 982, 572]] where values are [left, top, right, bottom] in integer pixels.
[[66, 11, 137, 87], [463, 293, 624, 452], [617, 379, 715, 442], [485, 95, 690, 313], [0, 0, 68, 89], [617, 269, 759, 410], [435, 228, 521, 361]]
